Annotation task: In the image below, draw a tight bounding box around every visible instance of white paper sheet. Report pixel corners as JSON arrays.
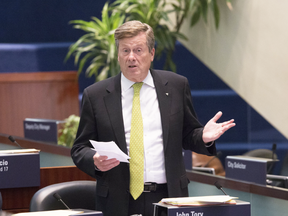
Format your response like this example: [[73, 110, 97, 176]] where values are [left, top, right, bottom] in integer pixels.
[[160, 195, 238, 206], [12, 210, 83, 216], [89, 140, 130, 163]]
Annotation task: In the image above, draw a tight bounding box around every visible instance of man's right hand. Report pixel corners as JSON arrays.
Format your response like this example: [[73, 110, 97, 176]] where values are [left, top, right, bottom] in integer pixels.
[[93, 152, 120, 171]]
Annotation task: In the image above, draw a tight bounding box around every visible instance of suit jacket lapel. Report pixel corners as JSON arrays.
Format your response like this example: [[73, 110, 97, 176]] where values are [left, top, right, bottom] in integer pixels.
[[151, 69, 171, 151], [103, 74, 128, 154]]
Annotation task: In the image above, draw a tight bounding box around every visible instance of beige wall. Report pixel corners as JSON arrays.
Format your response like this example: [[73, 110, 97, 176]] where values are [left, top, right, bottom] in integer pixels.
[[174, 1, 288, 139]]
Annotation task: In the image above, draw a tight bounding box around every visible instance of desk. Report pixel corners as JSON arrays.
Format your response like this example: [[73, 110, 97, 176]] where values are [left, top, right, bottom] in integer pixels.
[[187, 170, 288, 200], [2, 133, 288, 215], [0, 134, 94, 213], [0, 166, 94, 213], [187, 170, 288, 215]]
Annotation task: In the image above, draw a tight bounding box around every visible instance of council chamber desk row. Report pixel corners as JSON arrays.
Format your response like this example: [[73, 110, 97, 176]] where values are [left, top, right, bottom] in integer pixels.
[[1, 133, 288, 215]]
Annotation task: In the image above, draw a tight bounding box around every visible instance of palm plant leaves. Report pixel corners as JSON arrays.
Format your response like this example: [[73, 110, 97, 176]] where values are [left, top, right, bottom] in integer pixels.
[[66, 0, 232, 80], [190, 0, 221, 29], [65, 2, 125, 82]]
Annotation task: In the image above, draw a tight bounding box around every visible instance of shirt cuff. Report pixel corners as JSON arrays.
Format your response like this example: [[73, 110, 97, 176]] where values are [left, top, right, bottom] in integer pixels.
[[94, 165, 101, 171], [205, 141, 215, 148]]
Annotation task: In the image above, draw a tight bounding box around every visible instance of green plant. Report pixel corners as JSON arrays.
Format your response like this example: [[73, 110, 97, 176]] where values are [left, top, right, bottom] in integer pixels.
[[66, 0, 232, 80], [172, 0, 233, 31], [58, 115, 80, 148], [65, 2, 125, 82], [110, 0, 232, 71]]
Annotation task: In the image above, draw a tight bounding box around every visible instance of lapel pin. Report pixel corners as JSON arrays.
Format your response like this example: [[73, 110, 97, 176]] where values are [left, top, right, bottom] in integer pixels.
[[166, 93, 169, 96]]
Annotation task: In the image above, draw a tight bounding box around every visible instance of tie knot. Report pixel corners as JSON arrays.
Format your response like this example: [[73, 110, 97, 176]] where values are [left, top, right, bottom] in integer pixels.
[[133, 82, 143, 94]]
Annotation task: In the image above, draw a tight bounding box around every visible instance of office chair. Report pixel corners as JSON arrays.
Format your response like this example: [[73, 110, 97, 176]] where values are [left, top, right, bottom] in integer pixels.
[[192, 152, 225, 176], [243, 149, 277, 159], [29, 180, 96, 212], [280, 152, 288, 176], [243, 149, 277, 174]]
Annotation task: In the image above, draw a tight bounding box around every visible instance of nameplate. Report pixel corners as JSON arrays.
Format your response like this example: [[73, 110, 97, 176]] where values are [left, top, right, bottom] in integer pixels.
[[24, 118, 64, 143], [0, 152, 40, 189], [153, 200, 250, 216], [225, 156, 270, 185]]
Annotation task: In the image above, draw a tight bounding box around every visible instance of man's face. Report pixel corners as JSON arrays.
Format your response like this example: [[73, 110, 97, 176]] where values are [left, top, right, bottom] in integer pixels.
[[118, 32, 155, 82]]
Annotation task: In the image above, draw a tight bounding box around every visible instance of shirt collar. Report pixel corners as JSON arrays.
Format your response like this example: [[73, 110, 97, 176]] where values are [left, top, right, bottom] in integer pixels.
[[121, 70, 154, 93]]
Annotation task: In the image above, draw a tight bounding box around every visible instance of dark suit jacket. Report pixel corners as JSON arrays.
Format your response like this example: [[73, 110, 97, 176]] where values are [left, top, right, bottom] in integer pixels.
[[71, 69, 216, 216]]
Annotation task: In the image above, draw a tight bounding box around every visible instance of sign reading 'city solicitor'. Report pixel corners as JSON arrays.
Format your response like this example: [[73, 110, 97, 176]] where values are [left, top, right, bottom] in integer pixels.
[[225, 155, 274, 185]]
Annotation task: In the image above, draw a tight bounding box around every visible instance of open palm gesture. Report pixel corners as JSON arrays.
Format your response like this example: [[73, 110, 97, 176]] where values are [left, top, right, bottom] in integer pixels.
[[202, 111, 236, 143]]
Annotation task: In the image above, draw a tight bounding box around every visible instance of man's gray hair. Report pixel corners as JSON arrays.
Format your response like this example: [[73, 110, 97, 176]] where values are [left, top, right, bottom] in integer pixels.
[[114, 20, 155, 53]]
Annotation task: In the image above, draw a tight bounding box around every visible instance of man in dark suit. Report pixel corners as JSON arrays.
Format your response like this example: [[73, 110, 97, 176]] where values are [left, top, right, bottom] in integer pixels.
[[71, 20, 235, 216]]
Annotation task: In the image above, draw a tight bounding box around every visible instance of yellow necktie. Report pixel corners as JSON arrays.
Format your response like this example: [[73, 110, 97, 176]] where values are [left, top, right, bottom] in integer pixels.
[[129, 82, 144, 200]]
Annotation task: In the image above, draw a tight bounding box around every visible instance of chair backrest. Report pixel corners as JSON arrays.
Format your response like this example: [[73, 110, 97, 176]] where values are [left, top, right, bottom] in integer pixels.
[[280, 152, 288, 176], [29, 180, 96, 212], [243, 149, 278, 174], [192, 152, 225, 176], [243, 149, 277, 159]]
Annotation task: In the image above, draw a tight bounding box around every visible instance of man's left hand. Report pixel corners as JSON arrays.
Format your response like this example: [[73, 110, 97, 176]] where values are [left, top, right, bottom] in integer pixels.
[[202, 111, 235, 143]]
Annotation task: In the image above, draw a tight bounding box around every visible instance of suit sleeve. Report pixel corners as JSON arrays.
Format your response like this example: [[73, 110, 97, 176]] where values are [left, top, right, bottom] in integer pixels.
[[182, 78, 216, 156], [71, 88, 102, 178]]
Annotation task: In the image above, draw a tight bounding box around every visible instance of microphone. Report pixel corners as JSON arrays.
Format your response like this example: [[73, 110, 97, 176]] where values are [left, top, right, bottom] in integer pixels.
[[8, 135, 22, 148], [203, 151, 222, 167], [271, 143, 277, 160], [214, 181, 228, 195], [267, 143, 277, 174], [53, 193, 71, 210]]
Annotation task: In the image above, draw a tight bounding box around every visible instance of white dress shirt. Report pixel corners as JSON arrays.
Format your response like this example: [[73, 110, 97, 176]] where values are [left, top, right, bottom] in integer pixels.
[[121, 71, 167, 183]]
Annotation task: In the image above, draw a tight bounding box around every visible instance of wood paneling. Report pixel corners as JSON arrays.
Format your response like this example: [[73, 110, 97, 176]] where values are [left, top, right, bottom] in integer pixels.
[[0, 71, 80, 137], [0, 72, 78, 83]]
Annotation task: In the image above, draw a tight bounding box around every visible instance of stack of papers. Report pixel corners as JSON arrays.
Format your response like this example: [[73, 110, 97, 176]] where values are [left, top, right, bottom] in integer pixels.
[[12, 210, 83, 216], [90, 140, 130, 163], [160, 195, 238, 206], [0, 148, 40, 155]]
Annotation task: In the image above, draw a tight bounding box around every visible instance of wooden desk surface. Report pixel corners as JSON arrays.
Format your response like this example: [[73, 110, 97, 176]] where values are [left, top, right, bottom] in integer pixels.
[[187, 170, 288, 201]]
